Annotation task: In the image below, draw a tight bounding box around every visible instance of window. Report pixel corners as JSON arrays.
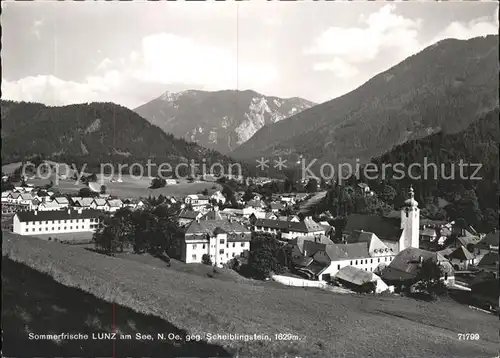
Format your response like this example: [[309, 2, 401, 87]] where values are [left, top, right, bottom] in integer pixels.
[[232, 253, 235, 257], [233, 243, 236, 248], [39, 228, 42, 231], [52, 227, 54, 231], [32, 228, 35, 232], [350, 261, 353, 265], [337, 265, 340, 270], [192, 254, 196, 260], [219, 249, 224, 254], [220, 239, 224, 244], [202, 244, 206, 249], [64, 227, 66, 230], [378, 258, 380, 263], [45, 228, 48, 231], [355, 260, 358, 265], [227, 243, 229, 248], [193, 244, 197, 249], [370, 259, 373, 264], [70, 226, 72, 230], [58, 227, 60, 230], [241, 242, 245, 247], [25, 229, 28, 232]]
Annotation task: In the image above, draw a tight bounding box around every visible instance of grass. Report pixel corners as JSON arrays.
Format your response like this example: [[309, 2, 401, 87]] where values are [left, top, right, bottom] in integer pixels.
[[2, 258, 230, 357], [24, 173, 220, 199], [32, 231, 94, 244], [3, 230, 499, 358]]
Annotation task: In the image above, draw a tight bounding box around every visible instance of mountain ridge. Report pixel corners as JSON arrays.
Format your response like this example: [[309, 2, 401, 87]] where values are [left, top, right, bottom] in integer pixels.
[[1, 100, 245, 175], [134, 89, 315, 154], [231, 35, 499, 167]]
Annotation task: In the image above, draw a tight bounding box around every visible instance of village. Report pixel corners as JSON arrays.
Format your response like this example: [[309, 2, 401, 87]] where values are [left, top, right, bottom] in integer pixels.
[[2, 169, 498, 313]]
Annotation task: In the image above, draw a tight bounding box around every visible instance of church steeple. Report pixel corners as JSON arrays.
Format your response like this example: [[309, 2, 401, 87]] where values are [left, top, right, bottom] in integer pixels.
[[400, 185, 420, 251]]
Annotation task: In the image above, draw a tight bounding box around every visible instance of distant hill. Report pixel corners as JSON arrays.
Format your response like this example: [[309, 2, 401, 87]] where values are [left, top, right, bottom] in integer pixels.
[[1, 100, 247, 175], [231, 35, 499, 168], [371, 108, 499, 230], [134, 90, 315, 154]]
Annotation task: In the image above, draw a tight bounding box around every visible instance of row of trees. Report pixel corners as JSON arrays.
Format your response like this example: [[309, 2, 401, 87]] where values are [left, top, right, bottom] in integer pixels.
[[93, 204, 182, 259]]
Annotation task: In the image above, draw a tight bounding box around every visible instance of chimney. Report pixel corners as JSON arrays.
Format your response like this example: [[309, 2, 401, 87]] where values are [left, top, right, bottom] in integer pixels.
[[67, 208, 71, 215], [34, 210, 38, 216], [77, 208, 83, 214]]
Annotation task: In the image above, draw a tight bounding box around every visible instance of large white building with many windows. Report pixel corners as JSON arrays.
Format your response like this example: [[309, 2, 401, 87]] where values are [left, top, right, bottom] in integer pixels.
[[181, 219, 251, 267], [12, 208, 102, 236]]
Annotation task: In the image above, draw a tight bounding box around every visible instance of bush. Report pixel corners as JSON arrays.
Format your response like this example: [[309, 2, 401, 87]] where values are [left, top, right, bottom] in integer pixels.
[[201, 254, 212, 266]]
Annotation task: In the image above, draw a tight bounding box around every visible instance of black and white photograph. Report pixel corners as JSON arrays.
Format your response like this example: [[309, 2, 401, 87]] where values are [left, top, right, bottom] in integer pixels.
[[1, 1, 499, 357]]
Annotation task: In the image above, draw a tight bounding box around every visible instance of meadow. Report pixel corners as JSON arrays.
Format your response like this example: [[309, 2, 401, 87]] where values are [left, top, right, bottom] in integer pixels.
[[3, 231, 499, 357]]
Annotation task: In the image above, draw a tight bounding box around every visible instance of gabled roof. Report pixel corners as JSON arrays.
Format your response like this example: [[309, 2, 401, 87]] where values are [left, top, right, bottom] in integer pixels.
[[39, 201, 62, 209], [201, 210, 224, 221], [16, 209, 103, 222], [254, 218, 309, 233], [420, 228, 437, 237], [345, 214, 402, 241], [381, 248, 453, 282], [19, 193, 34, 200], [335, 265, 377, 286], [53, 197, 69, 204], [184, 219, 250, 236], [476, 231, 499, 250], [303, 217, 325, 232], [93, 198, 107, 206], [107, 199, 123, 207], [74, 197, 93, 207], [449, 246, 475, 261], [322, 243, 370, 261], [478, 252, 498, 267], [179, 210, 201, 219]]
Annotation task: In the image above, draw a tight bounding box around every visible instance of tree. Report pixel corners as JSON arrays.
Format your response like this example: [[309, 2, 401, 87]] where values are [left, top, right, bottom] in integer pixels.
[[413, 258, 447, 298], [201, 188, 209, 196], [149, 177, 166, 189], [379, 184, 397, 204], [306, 178, 318, 193], [202, 254, 213, 266], [242, 189, 254, 202], [78, 187, 95, 197]]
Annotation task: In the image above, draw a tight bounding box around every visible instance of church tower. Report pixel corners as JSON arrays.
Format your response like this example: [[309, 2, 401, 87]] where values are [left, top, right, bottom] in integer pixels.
[[400, 185, 420, 251]]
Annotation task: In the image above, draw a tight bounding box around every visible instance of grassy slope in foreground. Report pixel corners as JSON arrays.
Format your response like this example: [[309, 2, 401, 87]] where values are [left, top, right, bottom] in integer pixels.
[[3, 231, 499, 358], [2, 258, 230, 357]]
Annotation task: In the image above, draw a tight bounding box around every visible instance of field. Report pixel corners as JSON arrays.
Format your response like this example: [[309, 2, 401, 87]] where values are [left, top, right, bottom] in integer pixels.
[[2, 258, 229, 357], [3, 231, 499, 357]]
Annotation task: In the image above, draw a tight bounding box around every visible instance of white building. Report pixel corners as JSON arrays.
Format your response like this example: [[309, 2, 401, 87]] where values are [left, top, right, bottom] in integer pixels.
[[37, 201, 63, 211], [13, 208, 102, 236], [181, 219, 251, 267]]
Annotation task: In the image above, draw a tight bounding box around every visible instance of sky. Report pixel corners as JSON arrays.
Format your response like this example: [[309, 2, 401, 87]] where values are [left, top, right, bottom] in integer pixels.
[[2, 1, 498, 109]]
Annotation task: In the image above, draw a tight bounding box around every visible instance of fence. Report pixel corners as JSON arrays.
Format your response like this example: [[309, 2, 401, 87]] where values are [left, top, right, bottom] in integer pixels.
[[271, 275, 328, 288]]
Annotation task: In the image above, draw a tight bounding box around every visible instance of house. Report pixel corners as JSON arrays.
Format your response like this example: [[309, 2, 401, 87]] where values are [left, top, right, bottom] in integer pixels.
[[357, 183, 372, 196], [91, 198, 108, 211], [293, 239, 395, 282], [447, 246, 476, 270], [200, 207, 224, 221], [210, 191, 226, 205], [107, 199, 123, 213], [178, 210, 204, 227], [122, 199, 145, 211], [181, 219, 251, 267], [13, 208, 102, 236], [219, 208, 244, 219], [52, 196, 70, 208], [72, 197, 94, 209], [475, 230, 499, 255], [269, 202, 285, 213], [476, 252, 499, 273], [246, 200, 265, 209], [380, 247, 455, 289], [419, 227, 437, 242], [252, 216, 324, 240], [37, 201, 63, 212], [334, 266, 390, 293], [1, 191, 13, 203]]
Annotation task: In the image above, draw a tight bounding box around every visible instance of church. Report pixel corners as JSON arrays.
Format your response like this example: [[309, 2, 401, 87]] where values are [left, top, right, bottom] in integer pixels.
[[290, 186, 421, 281]]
